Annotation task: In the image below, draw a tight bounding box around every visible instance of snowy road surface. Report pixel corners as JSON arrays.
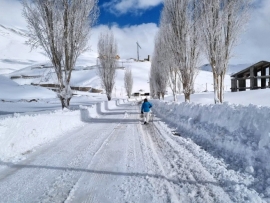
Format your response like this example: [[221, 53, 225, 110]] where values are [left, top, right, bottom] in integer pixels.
[[0, 102, 265, 203]]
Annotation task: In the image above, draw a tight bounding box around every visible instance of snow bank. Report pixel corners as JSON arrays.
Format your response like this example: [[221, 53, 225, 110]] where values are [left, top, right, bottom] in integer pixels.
[[0, 109, 86, 162], [93, 100, 127, 115], [0, 100, 124, 162], [152, 100, 270, 173], [79, 104, 99, 121]]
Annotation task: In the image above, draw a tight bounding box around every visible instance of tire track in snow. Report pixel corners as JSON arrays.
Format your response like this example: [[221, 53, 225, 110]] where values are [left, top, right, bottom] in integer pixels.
[[65, 103, 167, 203], [140, 123, 181, 202], [64, 109, 134, 203], [38, 104, 134, 203], [116, 106, 159, 202], [38, 122, 120, 203], [117, 119, 141, 202], [146, 122, 231, 203]]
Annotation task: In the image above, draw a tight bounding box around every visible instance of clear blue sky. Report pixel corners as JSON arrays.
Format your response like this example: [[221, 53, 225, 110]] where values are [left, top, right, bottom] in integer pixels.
[[97, 0, 163, 26]]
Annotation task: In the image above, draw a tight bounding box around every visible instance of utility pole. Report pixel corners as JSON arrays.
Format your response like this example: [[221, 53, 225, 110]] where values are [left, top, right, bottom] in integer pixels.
[[136, 42, 141, 61]]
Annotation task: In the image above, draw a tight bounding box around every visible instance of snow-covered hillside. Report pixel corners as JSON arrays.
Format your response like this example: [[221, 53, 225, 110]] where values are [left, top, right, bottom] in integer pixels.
[[0, 75, 56, 101], [200, 63, 252, 75], [0, 24, 48, 75], [0, 23, 152, 99]]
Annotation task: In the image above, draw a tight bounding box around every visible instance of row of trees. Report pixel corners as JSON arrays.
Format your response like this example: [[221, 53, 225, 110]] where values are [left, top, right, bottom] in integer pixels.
[[23, 0, 250, 105], [97, 31, 133, 101], [150, 0, 251, 103], [97, 32, 118, 101]]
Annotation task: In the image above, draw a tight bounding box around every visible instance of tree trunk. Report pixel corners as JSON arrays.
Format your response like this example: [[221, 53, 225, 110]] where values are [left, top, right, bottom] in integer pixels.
[[59, 95, 71, 109], [213, 71, 220, 104], [219, 73, 225, 103], [162, 92, 165, 100], [173, 74, 177, 102], [172, 91, 176, 102], [60, 97, 65, 109], [184, 93, 190, 102], [107, 94, 111, 101]]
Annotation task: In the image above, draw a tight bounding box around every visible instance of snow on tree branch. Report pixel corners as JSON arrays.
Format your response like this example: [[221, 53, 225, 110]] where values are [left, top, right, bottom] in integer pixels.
[[22, 0, 98, 108]]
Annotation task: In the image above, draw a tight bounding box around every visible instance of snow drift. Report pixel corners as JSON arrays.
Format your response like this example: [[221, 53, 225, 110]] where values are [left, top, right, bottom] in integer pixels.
[[152, 100, 270, 173], [0, 100, 121, 162], [0, 99, 132, 162]]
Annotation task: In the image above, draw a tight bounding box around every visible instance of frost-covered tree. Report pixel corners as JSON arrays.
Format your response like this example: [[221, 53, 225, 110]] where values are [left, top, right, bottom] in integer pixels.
[[161, 0, 201, 102], [201, 0, 251, 103], [149, 74, 156, 99], [177, 78, 182, 95], [154, 24, 180, 102], [22, 0, 98, 109], [168, 62, 180, 102], [152, 27, 179, 102], [150, 33, 169, 100], [124, 68, 133, 98], [97, 31, 118, 101]]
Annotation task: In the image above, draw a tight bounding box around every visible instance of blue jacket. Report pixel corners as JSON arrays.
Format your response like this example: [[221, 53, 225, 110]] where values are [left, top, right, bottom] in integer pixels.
[[141, 101, 152, 113]]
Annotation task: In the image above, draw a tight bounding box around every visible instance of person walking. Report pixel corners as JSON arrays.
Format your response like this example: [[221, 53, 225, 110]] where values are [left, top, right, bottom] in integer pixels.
[[141, 98, 152, 124]]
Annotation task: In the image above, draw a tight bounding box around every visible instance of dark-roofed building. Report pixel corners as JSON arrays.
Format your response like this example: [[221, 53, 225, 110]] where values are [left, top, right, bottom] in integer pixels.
[[231, 61, 270, 92]]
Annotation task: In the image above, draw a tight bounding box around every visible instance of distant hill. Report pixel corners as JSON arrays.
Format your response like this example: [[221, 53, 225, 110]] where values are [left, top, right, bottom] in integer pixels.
[[0, 24, 27, 37], [0, 24, 48, 75], [200, 63, 252, 75], [0, 75, 56, 101]]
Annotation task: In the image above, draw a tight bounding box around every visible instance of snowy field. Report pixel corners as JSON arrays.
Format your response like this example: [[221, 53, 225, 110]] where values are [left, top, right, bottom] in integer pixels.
[[1, 23, 270, 202]]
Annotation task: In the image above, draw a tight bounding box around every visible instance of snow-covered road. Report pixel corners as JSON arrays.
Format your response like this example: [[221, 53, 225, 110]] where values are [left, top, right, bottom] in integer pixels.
[[0, 102, 265, 203]]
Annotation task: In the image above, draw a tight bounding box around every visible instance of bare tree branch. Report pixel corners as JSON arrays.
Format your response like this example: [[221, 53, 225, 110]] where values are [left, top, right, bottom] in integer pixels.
[[201, 0, 251, 103], [97, 31, 118, 101], [22, 0, 98, 108], [160, 0, 201, 102]]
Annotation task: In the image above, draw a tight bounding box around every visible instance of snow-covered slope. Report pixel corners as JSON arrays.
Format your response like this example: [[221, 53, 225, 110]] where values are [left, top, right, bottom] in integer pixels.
[[0, 75, 56, 101], [4, 59, 151, 97], [0, 24, 48, 75], [200, 63, 252, 75], [0, 23, 152, 99]]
